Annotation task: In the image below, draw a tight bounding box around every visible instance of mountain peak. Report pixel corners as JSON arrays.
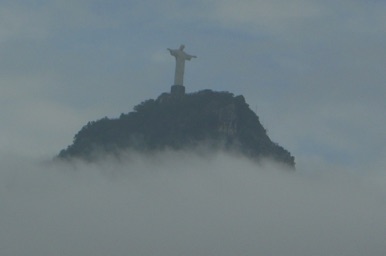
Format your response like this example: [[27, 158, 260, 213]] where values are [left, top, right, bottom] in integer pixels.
[[58, 89, 295, 167]]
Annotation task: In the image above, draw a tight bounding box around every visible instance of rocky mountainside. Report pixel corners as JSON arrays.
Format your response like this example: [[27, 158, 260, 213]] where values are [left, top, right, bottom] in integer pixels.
[[58, 89, 295, 167]]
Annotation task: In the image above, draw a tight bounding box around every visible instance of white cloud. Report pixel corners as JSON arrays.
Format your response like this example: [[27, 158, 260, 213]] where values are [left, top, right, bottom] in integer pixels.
[[1, 152, 386, 256]]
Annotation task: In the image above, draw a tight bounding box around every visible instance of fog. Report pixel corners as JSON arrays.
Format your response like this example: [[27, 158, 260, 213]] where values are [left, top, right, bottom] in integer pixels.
[[1, 151, 385, 256]]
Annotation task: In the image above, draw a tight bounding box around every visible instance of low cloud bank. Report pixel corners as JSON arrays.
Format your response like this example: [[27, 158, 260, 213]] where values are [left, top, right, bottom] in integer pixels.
[[1, 151, 385, 256]]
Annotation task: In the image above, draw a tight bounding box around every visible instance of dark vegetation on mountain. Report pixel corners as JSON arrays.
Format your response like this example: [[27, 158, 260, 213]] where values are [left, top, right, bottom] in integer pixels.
[[58, 90, 295, 167]]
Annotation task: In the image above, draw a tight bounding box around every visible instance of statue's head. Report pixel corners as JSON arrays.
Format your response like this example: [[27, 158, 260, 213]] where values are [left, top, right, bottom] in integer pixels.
[[179, 44, 185, 50]]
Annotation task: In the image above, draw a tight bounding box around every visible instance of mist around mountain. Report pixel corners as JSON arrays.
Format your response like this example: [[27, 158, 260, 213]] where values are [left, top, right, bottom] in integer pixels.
[[58, 89, 295, 167]]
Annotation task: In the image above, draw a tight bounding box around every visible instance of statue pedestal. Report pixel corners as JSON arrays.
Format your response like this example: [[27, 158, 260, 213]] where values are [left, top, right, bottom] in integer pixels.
[[171, 85, 185, 96]]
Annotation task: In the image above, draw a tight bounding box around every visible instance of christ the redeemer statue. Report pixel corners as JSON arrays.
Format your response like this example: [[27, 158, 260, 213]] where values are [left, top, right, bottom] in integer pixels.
[[167, 45, 196, 86]]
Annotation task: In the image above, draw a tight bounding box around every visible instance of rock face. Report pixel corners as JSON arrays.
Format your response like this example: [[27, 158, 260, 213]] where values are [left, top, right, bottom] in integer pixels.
[[58, 90, 295, 167]]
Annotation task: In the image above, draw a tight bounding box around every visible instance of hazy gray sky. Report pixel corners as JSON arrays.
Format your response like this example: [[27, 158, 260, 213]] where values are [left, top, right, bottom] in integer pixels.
[[1, 1, 386, 255], [0, 0, 385, 170]]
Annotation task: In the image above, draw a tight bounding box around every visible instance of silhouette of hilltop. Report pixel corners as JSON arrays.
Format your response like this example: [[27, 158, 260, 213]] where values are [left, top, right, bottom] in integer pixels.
[[58, 89, 295, 167]]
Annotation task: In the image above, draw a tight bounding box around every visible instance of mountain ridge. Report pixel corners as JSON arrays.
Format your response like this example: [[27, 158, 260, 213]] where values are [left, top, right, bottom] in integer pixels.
[[58, 89, 295, 167]]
